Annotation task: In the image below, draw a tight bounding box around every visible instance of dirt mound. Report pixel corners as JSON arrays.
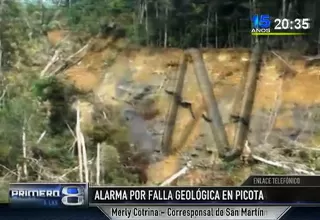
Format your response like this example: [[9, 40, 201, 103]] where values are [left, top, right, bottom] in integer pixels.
[[47, 30, 69, 46], [47, 30, 320, 185]]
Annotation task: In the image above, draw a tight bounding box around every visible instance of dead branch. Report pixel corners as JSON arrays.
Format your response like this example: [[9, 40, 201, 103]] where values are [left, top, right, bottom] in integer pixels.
[[270, 50, 297, 78], [36, 130, 47, 144], [64, 42, 91, 63], [252, 154, 315, 175], [160, 161, 192, 186], [22, 123, 28, 180], [303, 55, 320, 67], [68, 139, 77, 154], [0, 86, 6, 101], [0, 171, 15, 181], [65, 122, 76, 139], [243, 141, 316, 175], [264, 79, 283, 142], [49, 41, 91, 76], [272, 132, 320, 152], [0, 164, 17, 176], [53, 33, 70, 48], [157, 76, 167, 93], [59, 159, 94, 180], [40, 50, 60, 77], [295, 110, 313, 142], [25, 156, 93, 182]]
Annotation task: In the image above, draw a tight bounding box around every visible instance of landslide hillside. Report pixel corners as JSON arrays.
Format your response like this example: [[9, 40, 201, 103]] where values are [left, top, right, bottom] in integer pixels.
[[47, 30, 320, 185]]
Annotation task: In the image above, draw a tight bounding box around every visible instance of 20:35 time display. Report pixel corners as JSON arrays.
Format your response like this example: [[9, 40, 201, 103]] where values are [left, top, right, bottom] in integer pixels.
[[274, 18, 311, 30]]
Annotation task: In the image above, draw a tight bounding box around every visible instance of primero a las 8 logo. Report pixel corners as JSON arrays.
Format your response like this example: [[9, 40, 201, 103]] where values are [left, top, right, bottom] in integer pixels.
[[61, 186, 85, 206]]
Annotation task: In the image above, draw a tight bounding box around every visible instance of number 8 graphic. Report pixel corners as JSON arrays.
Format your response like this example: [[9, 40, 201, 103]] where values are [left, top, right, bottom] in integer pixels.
[[61, 186, 85, 206]]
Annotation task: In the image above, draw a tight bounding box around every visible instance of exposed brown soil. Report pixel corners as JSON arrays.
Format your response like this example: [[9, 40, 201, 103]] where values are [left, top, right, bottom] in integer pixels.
[[47, 31, 320, 185]]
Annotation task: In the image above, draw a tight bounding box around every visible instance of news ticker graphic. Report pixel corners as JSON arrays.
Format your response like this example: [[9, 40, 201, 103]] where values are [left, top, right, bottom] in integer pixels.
[[98, 205, 290, 220], [9, 183, 88, 208], [89, 175, 320, 205], [8, 175, 320, 208], [89, 186, 320, 205]]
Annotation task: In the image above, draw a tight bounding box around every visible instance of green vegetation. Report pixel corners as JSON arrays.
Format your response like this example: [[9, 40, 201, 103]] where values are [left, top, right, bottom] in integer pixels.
[[0, 0, 144, 200]]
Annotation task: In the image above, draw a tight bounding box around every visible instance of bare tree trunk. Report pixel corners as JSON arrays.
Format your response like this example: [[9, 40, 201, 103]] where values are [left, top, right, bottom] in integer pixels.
[[281, 0, 287, 47], [133, 2, 139, 43], [235, 19, 239, 47], [81, 131, 89, 182], [76, 102, 84, 182], [318, 29, 320, 54], [22, 123, 28, 180], [155, 1, 159, 19], [0, 0, 4, 79], [0, 0, 4, 110], [164, 3, 168, 48], [282, 0, 286, 17], [307, 0, 320, 55], [287, 1, 293, 18], [214, 12, 218, 48], [250, 0, 258, 44], [139, 0, 144, 24], [200, 24, 204, 48], [144, 0, 149, 45], [206, 6, 211, 47], [155, 1, 160, 46], [96, 143, 101, 185], [0, 31, 2, 78], [100, 142, 106, 185], [39, 0, 45, 25], [75, 101, 89, 182], [249, 0, 253, 46]]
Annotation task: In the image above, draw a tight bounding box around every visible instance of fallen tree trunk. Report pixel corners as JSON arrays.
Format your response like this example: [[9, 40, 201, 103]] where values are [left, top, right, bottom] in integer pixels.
[[162, 54, 188, 155], [187, 48, 230, 156], [233, 41, 266, 154]]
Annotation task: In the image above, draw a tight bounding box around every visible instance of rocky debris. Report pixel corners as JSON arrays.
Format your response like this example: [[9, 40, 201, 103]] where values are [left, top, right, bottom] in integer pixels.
[[115, 80, 159, 101], [122, 108, 163, 164], [114, 78, 162, 119]]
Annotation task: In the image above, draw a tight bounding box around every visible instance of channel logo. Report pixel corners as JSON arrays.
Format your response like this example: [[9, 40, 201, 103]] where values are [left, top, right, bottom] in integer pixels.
[[9, 183, 88, 208], [251, 14, 271, 34], [61, 186, 85, 206]]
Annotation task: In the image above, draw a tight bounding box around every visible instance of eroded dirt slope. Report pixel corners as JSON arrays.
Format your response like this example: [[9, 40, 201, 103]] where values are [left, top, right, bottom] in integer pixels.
[[47, 31, 320, 185]]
